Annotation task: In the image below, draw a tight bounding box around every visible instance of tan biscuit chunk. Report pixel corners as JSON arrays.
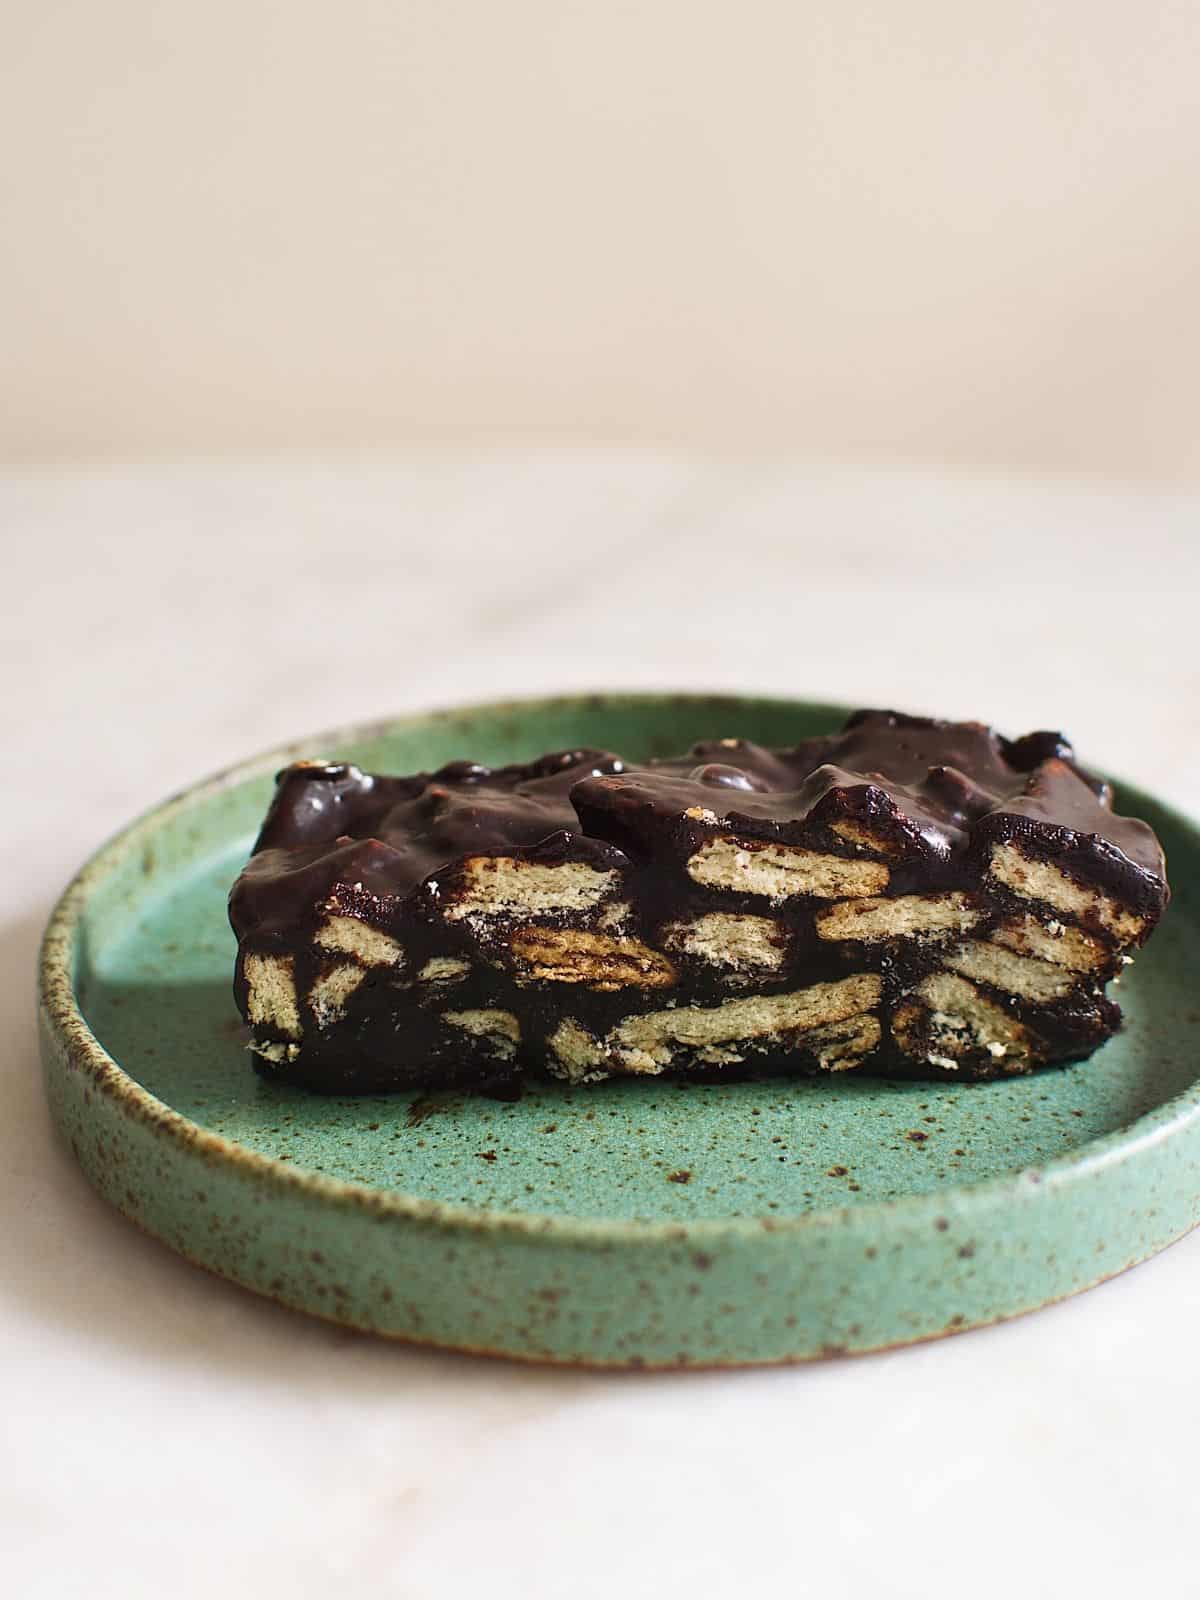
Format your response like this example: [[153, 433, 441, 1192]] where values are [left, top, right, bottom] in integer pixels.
[[509, 927, 676, 990], [443, 1008, 521, 1060], [815, 890, 981, 943], [892, 971, 1034, 1070], [249, 1039, 301, 1064], [829, 820, 906, 859], [691, 1043, 749, 1066], [546, 1019, 611, 1084], [805, 1011, 883, 1072], [417, 956, 471, 986], [687, 838, 889, 902], [548, 989, 883, 1080], [609, 973, 882, 1074], [315, 915, 403, 969], [243, 952, 303, 1040], [596, 900, 634, 932], [986, 842, 1148, 943], [992, 914, 1110, 974], [444, 857, 617, 921], [678, 1026, 881, 1071], [662, 912, 789, 976], [309, 962, 366, 1027], [942, 940, 1077, 1003]]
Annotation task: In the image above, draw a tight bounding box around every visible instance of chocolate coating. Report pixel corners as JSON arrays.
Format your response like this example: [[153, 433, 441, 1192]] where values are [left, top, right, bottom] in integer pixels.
[[232, 748, 626, 941], [236, 716, 1165, 924], [229, 710, 1170, 1092], [575, 712, 1163, 892]]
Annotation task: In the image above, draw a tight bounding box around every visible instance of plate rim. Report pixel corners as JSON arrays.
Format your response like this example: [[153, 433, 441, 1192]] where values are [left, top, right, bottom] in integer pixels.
[[37, 689, 1200, 1245]]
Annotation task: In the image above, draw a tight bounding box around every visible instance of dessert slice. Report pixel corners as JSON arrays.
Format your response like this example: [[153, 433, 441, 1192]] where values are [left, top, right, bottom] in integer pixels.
[[229, 712, 1168, 1092]]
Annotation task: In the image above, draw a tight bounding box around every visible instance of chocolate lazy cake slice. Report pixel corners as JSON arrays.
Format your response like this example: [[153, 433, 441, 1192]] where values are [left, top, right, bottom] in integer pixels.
[[229, 712, 1168, 1093]]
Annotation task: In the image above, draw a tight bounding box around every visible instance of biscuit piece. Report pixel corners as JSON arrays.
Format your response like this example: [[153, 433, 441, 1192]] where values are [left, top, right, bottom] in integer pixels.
[[662, 912, 790, 979], [815, 891, 981, 944], [242, 953, 302, 1041], [508, 927, 677, 990], [547, 975, 882, 1079], [687, 838, 889, 901], [444, 857, 618, 922]]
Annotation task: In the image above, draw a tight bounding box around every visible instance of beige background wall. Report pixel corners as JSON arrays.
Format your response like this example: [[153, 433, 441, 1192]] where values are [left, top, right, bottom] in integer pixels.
[[3, 2, 1199, 477]]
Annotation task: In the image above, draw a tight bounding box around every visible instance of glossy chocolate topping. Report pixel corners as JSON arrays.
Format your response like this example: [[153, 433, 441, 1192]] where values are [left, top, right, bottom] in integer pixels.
[[230, 712, 1167, 942], [575, 712, 1163, 884], [232, 749, 626, 936]]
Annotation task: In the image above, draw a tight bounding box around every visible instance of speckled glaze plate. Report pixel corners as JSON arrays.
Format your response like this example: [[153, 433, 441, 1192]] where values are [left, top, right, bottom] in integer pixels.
[[38, 695, 1200, 1367]]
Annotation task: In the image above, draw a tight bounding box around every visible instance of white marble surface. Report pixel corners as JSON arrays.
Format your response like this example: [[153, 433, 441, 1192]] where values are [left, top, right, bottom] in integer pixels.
[[4, 453, 1200, 1599]]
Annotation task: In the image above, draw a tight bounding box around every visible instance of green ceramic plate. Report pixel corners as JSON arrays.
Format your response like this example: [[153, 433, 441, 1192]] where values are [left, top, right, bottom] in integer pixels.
[[37, 694, 1200, 1367]]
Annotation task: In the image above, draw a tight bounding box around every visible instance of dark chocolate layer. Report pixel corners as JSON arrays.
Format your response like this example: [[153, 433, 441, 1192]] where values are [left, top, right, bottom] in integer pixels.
[[575, 713, 1163, 900], [233, 748, 627, 939]]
